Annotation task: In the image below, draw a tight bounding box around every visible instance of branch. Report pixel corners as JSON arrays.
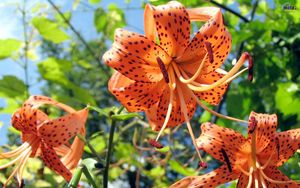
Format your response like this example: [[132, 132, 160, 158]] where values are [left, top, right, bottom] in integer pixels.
[[47, 0, 107, 71], [209, 0, 249, 22]]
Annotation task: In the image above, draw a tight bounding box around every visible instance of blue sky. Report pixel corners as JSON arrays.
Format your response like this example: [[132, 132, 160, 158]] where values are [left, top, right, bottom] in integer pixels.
[[0, 0, 144, 145]]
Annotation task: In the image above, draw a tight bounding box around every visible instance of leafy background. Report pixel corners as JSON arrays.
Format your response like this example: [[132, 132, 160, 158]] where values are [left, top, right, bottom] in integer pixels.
[[0, 0, 299, 187]]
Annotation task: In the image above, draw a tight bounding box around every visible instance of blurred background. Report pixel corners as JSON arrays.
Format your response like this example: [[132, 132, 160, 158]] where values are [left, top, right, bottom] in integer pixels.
[[0, 0, 299, 187]]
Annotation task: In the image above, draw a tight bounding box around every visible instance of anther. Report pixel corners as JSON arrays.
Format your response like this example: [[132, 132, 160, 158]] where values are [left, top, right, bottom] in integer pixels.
[[245, 52, 254, 81], [220, 148, 232, 172], [204, 42, 214, 63], [249, 116, 257, 134], [156, 57, 169, 83], [198, 161, 208, 169], [149, 139, 164, 149]]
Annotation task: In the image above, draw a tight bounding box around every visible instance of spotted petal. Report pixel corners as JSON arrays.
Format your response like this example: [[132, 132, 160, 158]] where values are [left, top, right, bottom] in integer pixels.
[[108, 72, 165, 112], [38, 108, 88, 148], [40, 143, 72, 181], [263, 166, 300, 187], [170, 165, 240, 188], [193, 70, 229, 105], [180, 7, 231, 73], [247, 112, 278, 153], [274, 129, 300, 166], [145, 1, 190, 57], [196, 123, 249, 167]]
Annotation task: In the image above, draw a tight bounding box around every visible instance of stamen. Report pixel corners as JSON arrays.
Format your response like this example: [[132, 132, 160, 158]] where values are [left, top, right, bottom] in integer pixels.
[[204, 42, 213, 63], [259, 149, 275, 170], [155, 88, 174, 142], [246, 167, 254, 188], [198, 161, 208, 169], [186, 52, 252, 92], [17, 148, 32, 186], [236, 165, 250, 176], [0, 148, 31, 170], [246, 52, 254, 81], [177, 84, 204, 163], [156, 57, 169, 83], [149, 139, 164, 149], [188, 89, 248, 123], [220, 148, 232, 172], [249, 116, 257, 134], [0, 142, 30, 159], [254, 172, 259, 188], [259, 171, 268, 188], [173, 54, 206, 84]]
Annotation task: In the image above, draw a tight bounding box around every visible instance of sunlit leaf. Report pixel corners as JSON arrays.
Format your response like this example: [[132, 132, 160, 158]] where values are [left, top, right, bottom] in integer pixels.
[[0, 39, 21, 60], [169, 160, 197, 176], [32, 17, 70, 43], [0, 75, 26, 98], [111, 113, 143, 121]]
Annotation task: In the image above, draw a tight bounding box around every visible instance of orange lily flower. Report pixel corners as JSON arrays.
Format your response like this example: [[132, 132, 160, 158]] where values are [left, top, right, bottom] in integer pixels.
[[0, 95, 88, 187], [170, 111, 300, 188], [103, 1, 251, 162]]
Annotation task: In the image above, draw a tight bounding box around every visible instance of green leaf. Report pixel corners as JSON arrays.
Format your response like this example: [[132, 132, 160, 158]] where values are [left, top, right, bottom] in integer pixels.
[[0, 75, 26, 98], [144, 166, 165, 178], [0, 39, 21, 60], [32, 17, 70, 43], [89, 0, 101, 4], [169, 160, 197, 176], [155, 146, 170, 153], [275, 82, 300, 119], [111, 113, 143, 121]]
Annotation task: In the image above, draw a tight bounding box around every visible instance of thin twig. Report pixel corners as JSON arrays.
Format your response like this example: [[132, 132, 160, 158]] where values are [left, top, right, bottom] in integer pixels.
[[21, 0, 29, 98], [47, 0, 107, 72], [209, 0, 249, 22]]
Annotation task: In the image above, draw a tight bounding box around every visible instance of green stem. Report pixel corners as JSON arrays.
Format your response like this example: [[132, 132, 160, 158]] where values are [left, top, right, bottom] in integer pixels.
[[82, 165, 98, 188], [66, 166, 83, 188], [21, 0, 29, 98], [103, 106, 124, 188], [77, 134, 103, 163]]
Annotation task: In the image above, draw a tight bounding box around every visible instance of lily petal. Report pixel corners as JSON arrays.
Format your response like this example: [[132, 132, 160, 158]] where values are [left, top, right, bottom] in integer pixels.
[[111, 28, 171, 65], [248, 112, 278, 153], [180, 7, 231, 74], [275, 129, 300, 166], [108, 72, 165, 112], [263, 166, 300, 187], [170, 165, 240, 188], [196, 123, 248, 167], [40, 143, 72, 181], [37, 108, 88, 148], [103, 47, 163, 83], [146, 1, 190, 57], [193, 70, 229, 105]]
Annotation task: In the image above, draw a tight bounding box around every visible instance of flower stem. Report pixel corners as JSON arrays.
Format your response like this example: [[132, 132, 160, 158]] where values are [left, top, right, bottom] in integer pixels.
[[66, 166, 83, 188], [103, 106, 124, 188]]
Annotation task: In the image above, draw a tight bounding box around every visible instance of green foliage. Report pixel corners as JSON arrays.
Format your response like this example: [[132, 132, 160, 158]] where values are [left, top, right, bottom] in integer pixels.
[[0, 39, 21, 60], [32, 17, 70, 43]]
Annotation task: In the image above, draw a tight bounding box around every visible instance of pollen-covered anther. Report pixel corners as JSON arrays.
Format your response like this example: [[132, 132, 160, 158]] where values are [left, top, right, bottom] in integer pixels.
[[245, 52, 254, 81], [149, 139, 164, 149], [204, 42, 213, 63], [249, 116, 257, 134], [198, 161, 208, 169], [156, 57, 169, 84]]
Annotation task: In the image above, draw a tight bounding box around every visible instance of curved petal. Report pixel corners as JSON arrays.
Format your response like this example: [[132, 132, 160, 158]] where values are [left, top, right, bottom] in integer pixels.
[[61, 136, 84, 170], [275, 129, 300, 166], [37, 108, 88, 148], [145, 81, 196, 131], [196, 123, 249, 167], [248, 112, 278, 153], [146, 1, 190, 57], [108, 72, 165, 112], [103, 47, 163, 82], [263, 166, 300, 187], [180, 7, 231, 74], [111, 28, 171, 65], [40, 143, 72, 182], [193, 70, 229, 105], [170, 165, 240, 188], [237, 173, 250, 188]]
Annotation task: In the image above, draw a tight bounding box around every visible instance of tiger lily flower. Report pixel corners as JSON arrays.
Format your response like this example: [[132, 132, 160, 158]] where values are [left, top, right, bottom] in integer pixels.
[[103, 1, 252, 162], [170, 111, 300, 188], [0, 96, 88, 187]]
